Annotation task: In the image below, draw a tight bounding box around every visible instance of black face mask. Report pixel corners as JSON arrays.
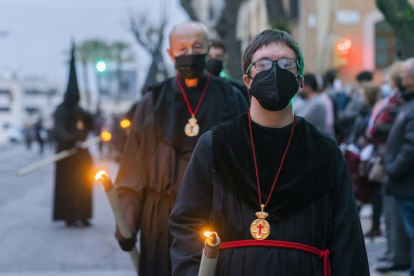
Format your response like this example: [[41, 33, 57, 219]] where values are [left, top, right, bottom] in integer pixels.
[[206, 59, 223, 76], [249, 63, 300, 111], [175, 53, 207, 79]]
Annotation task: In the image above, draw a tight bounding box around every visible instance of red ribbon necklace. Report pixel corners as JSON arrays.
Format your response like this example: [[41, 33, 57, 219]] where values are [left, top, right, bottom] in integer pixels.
[[175, 73, 211, 137], [248, 109, 296, 240]]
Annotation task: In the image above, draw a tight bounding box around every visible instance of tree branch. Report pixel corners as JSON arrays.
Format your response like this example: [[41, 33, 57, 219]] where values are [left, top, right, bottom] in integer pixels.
[[376, 0, 414, 59], [180, 0, 198, 21]]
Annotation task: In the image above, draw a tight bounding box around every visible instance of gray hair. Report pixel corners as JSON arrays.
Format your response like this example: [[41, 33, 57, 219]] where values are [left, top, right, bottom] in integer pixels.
[[406, 58, 414, 75]]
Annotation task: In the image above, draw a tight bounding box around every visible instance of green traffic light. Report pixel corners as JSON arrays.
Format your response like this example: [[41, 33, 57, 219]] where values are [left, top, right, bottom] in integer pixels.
[[96, 61, 107, 72]]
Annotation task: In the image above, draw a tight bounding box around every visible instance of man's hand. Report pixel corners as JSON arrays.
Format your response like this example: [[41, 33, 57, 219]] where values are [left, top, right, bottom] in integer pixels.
[[115, 226, 137, 252]]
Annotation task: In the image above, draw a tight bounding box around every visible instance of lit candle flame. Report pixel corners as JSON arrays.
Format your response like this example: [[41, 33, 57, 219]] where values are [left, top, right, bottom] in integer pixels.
[[101, 131, 112, 142], [94, 170, 107, 181], [204, 231, 212, 238], [120, 119, 131, 129]]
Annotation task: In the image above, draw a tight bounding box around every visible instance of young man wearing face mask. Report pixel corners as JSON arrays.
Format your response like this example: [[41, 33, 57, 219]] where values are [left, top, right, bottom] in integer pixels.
[[113, 21, 248, 276], [169, 29, 369, 276], [207, 39, 249, 101]]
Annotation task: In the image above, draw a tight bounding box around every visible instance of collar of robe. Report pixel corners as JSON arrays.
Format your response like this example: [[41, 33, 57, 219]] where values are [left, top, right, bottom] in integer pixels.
[[211, 112, 338, 221], [149, 75, 238, 159]]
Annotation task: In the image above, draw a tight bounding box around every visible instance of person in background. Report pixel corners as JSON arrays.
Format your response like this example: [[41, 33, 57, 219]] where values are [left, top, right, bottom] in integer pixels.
[[24, 112, 34, 150], [34, 117, 46, 155], [370, 61, 411, 272], [296, 73, 328, 133], [385, 58, 414, 276], [340, 71, 373, 141], [92, 105, 105, 154], [325, 69, 348, 143], [207, 39, 249, 102], [349, 83, 381, 149], [53, 43, 94, 227], [348, 83, 382, 240], [316, 74, 335, 138], [114, 21, 248, 276]]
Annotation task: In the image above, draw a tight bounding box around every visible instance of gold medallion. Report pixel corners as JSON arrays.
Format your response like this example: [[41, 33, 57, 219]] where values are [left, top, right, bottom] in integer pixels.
[[250, 204, 270, 240], [76, 120, 84, 131], [184, 116, 199, 137]]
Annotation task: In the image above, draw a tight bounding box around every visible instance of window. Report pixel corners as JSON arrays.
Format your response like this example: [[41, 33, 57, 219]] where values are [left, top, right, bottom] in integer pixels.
[[375, 21, 396, 69], [25, 107, 39, 113], [25, 89, 42, 95]]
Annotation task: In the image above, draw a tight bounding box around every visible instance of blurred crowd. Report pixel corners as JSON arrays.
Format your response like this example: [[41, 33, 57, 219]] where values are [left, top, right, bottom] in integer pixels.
[[295, 58, 414, 273]]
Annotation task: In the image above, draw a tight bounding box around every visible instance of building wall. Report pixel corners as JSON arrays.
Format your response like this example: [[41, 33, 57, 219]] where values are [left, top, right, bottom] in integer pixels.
[[292, 0, 387, 84]]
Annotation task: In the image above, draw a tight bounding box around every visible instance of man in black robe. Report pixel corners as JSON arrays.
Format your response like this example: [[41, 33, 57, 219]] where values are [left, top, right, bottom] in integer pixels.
[[53, 43, 94, 227], [169, 29, 370, 275], [207, 39, 249, 101], [114, 21, 248, 276]]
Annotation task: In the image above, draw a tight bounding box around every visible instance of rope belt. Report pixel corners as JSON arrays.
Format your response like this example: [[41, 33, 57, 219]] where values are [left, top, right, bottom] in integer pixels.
[[220, 240, 331, 276]]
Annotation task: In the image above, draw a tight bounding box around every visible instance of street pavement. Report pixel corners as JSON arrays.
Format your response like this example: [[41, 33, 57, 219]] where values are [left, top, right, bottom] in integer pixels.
[[0, 143, 135, 276], [0, 143, 410, 275]]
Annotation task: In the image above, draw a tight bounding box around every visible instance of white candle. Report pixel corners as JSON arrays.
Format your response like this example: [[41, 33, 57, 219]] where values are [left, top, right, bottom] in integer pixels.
[[198, 231, 221, 276], [95, 171, 140, 274]]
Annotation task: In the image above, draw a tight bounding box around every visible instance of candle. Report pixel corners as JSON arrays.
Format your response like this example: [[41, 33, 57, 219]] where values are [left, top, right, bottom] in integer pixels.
[[120, 119, 131, 129], [94, 170, 140, 273], [100, 131, 112, 142], [198, 231, 221, 276]]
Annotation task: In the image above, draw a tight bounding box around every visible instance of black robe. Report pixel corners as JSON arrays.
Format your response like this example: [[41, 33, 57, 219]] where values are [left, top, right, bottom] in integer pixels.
[[169, 113, 370, 276], [53, 103, 94, 222], [114, 74, 248, 276]]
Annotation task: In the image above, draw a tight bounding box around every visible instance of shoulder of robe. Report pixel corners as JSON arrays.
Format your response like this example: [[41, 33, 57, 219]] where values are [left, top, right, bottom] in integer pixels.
[[211, 111, 245, 132], [146, 77, 174, 108]]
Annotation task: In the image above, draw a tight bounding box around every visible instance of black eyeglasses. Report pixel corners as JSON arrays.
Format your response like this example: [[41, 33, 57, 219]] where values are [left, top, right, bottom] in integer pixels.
[[246, 58, 300, 76]]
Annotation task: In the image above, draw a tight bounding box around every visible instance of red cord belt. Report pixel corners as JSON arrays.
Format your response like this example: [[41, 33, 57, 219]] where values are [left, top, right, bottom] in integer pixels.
[[220, 240, 331, 276]]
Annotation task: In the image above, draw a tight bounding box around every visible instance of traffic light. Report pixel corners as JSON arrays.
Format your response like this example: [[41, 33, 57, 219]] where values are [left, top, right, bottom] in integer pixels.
[[96, 61, 107, 72], [332, 38, 352, 68]]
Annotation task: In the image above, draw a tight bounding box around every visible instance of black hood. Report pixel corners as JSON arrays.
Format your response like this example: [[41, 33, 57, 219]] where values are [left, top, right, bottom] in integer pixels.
[[63, 42, 80, 105]]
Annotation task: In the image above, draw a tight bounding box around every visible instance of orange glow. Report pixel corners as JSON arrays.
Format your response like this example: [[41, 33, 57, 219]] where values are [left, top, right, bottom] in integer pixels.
[[101, 131, 112, 142], [94, 170, 107, 181], [336, 38, 352, 54], [120, 119, 131, 129], [204, 231, 212, 238]]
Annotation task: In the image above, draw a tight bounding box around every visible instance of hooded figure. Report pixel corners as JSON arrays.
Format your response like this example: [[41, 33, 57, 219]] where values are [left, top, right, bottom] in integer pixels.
[[53, 42, 94, 227]]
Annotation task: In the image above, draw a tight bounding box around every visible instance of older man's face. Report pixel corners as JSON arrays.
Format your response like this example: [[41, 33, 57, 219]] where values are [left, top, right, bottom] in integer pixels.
[[167, 26, 208, 63]]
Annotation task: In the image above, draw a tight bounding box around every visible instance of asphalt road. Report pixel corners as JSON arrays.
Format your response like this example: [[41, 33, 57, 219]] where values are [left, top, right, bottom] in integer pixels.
[[0, 143, 135, 276]]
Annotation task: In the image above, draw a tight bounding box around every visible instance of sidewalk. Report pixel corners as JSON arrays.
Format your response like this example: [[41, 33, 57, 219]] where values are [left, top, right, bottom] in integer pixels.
[[361, 206, 409, 276]]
